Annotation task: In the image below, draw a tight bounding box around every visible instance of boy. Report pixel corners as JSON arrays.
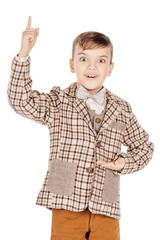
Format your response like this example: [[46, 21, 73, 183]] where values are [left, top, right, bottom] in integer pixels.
[[7, 16, 154, 240]]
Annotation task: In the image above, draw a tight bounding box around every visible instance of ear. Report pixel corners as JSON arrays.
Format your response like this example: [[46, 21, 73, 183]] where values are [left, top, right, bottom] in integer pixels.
[[108, 62, 114, 76], [69, 58, 75, 73]]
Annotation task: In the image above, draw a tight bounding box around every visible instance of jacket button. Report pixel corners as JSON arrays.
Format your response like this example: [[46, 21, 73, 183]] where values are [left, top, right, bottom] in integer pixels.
[[95, 118, 101, 123], [86, 167, 94, 173], [97, 141, 101, 148]]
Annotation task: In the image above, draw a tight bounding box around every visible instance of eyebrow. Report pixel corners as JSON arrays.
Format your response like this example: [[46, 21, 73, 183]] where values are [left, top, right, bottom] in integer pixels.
[[99, 55, 108, 58], [77, 52, 108, 58]]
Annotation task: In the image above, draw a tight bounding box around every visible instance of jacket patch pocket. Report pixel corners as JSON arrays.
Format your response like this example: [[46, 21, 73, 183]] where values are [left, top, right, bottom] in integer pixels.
[[46, 159, 77, 196], [108, 121, 126, 132], [102, 169, 120, 204]]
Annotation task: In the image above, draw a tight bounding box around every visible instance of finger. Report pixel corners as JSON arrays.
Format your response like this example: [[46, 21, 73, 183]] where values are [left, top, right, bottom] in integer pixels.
[[26, 16, 31, 30], [25, 28, 36, 32], [22, 32, 36, 42], [97, 161, 114, 167], [97, 160, 113, 165], [23, 31, 36, 38], [23, 31, 36, 36], [102, 162, 114, 167], [97, 160, 105, 164], [97, 160, 120, 170], [35, 28, 40, 37]]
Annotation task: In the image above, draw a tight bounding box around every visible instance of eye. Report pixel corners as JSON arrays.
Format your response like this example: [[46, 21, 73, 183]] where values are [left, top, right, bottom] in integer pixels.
[[98, 59, 105, 63], [80, 57, 87, 62]]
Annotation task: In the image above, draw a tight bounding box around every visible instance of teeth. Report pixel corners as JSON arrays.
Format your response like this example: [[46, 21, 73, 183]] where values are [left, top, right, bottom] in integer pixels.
[[87, 75, 97, 78]]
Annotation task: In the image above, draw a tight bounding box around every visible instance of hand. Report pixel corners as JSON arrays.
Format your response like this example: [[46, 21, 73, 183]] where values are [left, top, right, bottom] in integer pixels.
[[97, 157, 126, 172], [19, 16, 39, 57]]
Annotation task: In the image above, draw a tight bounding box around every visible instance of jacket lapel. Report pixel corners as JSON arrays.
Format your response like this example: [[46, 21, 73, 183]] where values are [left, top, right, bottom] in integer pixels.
[[99, 99, 122, 134], [63, 82, 97, 136], [73, 97, 97, 136], [63, 82, 122, 137]]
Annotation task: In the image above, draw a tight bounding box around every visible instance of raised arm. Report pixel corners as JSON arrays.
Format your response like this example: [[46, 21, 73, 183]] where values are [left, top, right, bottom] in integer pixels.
[[7, 16, 61, 126]]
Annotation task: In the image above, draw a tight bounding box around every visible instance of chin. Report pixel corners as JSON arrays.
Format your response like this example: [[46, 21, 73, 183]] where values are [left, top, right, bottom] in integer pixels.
[[82, 82, 97, 89], [77, 81, 101, 92], [85, 85, 101, 93], [82, 85, 93, 90]]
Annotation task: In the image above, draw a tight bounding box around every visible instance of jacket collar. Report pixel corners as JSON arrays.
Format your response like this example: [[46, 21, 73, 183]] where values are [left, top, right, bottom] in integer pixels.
[[63, 82, 122, 138]]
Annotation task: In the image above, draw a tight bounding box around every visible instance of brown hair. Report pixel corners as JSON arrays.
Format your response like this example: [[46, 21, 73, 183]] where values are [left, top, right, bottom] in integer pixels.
[[72, 31, 113, 63]]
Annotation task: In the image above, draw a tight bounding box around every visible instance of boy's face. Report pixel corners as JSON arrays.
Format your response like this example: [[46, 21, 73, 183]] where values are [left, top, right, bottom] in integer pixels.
[[69, 44, 114, 93]]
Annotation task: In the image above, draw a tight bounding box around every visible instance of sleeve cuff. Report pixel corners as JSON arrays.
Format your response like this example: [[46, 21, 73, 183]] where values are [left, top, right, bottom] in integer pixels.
[[15, 54, 30, 62]]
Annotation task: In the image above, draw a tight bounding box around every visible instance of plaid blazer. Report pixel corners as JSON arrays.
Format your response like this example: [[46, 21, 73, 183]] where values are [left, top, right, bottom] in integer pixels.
[[7, 56, 154, 220]]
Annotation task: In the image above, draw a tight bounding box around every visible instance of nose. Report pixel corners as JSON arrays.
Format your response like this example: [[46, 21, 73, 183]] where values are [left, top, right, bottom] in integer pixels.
[[88, 60, 96, 70], [88, 65, 96, 70]]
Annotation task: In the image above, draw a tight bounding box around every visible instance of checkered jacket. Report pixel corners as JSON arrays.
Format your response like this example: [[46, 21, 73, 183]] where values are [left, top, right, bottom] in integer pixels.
[[7, 56, 154, 220]]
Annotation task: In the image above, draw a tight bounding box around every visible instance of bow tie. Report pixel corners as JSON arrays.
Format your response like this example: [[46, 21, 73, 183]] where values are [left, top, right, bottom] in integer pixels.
[[76, 84, 106, 105]]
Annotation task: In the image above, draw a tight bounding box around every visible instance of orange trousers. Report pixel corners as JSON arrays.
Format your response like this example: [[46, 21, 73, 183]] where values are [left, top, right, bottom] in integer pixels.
[[50, 208, 120, 240]]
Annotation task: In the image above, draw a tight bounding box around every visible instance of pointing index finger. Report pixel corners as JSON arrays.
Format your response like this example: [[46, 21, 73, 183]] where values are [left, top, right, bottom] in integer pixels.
[[26, 16, 31, 30]]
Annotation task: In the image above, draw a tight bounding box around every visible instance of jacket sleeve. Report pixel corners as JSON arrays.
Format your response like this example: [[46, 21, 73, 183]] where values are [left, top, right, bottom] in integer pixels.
[[112, 105, 154, 175], [7, 56, 61, 126]]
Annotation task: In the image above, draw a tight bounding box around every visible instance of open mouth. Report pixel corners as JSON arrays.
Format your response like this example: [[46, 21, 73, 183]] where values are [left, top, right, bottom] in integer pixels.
[[85, 74, 98, 79]]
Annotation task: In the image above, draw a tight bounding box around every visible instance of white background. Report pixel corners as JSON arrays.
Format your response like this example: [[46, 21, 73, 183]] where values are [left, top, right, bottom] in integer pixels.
[[0, 0, 159, 239]]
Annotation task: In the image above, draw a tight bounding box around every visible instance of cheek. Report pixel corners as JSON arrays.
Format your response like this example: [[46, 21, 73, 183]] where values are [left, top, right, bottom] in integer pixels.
[[99, 66, 108, 77], [75, 63, 86, 75]]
